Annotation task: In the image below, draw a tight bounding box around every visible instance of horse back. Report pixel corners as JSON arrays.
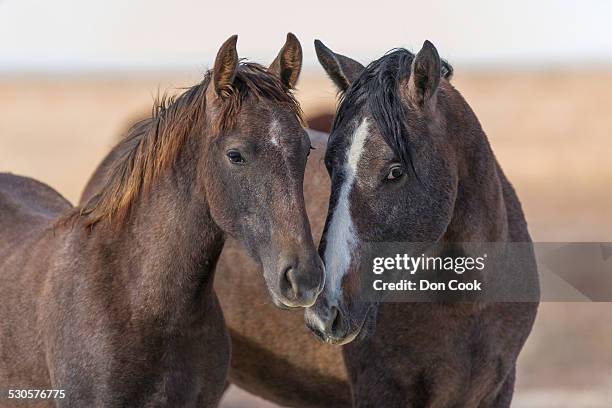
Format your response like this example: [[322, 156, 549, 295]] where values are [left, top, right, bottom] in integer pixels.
[[0, 173, 71, 243]]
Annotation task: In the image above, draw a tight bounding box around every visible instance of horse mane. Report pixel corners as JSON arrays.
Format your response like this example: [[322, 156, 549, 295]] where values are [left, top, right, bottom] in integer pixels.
[[66, 62, 302, 228], [332, 49, 453, 178]]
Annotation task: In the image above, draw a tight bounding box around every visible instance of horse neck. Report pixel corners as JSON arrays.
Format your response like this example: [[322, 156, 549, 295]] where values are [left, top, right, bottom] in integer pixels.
[[442, 102, 509, 243], [85, 135, 224, 323]]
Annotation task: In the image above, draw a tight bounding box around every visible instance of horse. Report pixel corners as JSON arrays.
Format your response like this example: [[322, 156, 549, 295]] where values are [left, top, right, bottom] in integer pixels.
[[83, 127, 349, 408], [0, 33, 324, 407], [303, 39, 539, 406], [195, 41, 538, 407]]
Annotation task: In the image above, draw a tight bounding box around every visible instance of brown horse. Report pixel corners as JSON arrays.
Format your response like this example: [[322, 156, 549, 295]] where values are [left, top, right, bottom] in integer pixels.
[[208, 41, 538, 407], [84, 128, 348, 408], [0, 33, 324, 407]]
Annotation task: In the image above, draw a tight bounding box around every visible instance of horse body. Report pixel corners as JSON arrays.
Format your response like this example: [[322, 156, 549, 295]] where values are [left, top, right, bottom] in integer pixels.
[[0, 169, 230, 407], [1, 34, 323, 407], [303, 40, 538, 406], [0, 175, 71, 397]]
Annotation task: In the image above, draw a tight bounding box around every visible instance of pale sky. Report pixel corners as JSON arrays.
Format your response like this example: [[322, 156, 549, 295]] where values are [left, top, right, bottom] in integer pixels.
[[1, 0, 611, 72]]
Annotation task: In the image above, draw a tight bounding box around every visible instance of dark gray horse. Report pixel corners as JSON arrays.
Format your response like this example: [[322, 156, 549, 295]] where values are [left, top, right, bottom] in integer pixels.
[[305, 39, 539, 407]]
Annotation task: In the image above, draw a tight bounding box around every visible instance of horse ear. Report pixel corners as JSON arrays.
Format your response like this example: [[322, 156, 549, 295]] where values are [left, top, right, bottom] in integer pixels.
[[213, 35, 239, 97], [406, 40, 441, 108], [314, 40, 364, 92], [269, 33, 303, 88]]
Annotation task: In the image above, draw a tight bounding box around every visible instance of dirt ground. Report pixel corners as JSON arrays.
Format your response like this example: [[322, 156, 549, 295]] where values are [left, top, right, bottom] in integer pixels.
[[1, 71, 611, 407]]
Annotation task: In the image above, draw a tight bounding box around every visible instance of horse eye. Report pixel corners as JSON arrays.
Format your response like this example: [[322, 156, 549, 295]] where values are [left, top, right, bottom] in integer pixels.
[[386, 165, 404, 181], [227, 150, 244, 164]]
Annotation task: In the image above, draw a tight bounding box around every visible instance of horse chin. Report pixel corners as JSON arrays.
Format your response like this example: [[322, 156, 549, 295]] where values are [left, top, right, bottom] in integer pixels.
[[271, 294, 308, 310], [266, 284, 314, 309], [264, 285, 293, 309], [337, 305, 376, 345], [270, 296, 293, 310], [308, 305, 377, 346]]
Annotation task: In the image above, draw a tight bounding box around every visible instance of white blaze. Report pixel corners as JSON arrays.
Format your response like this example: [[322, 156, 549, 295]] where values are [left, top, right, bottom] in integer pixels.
[[323, 118, 369, 301], [269, 119, 281, 147]]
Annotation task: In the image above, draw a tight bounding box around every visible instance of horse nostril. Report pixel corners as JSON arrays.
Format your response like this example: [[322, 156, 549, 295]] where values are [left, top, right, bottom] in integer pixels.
[[282, 266, 300, 299], [278, 257, 321, 307], [328, 306, 343, 334]]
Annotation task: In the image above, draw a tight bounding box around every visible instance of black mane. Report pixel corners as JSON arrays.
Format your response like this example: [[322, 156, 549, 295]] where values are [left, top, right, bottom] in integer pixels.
[[333, 48, 453, 177]]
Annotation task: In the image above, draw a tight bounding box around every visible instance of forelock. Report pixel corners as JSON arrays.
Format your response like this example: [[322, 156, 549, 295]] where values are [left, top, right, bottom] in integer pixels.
[[331, 49, 453, 179], [332, 50, 415, 174]]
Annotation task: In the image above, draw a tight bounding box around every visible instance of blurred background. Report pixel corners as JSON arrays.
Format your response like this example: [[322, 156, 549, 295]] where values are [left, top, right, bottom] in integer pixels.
[[1, 1, 611, 406]]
